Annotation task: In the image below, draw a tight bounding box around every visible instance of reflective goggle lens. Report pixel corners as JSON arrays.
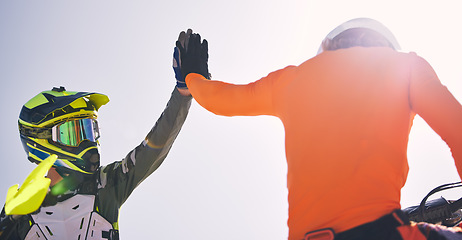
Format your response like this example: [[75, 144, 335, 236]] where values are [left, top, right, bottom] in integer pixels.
[[52, 119, 99, 147]]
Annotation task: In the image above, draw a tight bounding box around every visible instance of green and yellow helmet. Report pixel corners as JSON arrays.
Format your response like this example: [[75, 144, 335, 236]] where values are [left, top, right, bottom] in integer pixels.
[[18, 87, 109, 175]]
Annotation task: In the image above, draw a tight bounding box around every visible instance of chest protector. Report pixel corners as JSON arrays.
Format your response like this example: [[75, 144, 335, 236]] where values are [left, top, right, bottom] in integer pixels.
[[24, 194, 117, 240]]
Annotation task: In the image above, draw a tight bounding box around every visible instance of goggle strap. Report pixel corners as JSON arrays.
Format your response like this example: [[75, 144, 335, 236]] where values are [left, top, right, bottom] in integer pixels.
[[19, 125, 52, 139]]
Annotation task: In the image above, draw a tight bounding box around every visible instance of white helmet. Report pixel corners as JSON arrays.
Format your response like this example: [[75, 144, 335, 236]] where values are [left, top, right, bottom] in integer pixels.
[[317, 18, 400, 54]]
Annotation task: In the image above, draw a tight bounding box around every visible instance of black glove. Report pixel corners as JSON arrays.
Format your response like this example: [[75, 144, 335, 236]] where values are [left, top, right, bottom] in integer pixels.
[[176, 32, 210, 81]]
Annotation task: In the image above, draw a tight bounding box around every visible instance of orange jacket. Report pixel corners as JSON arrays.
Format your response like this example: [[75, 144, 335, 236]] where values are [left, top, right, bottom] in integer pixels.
[[186, 47, 462, 239]]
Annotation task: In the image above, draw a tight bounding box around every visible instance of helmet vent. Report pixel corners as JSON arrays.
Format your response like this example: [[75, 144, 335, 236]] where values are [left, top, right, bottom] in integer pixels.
[[52, 86, 66, 92]]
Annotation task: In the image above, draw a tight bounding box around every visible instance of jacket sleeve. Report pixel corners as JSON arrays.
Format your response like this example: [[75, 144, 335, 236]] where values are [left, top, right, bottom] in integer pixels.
[[0, 208, 16, 240], [97, 88, 192, 210], [185, 68, 294, 117], [409, 53, 462, 178], [0, 207, 31, 240]]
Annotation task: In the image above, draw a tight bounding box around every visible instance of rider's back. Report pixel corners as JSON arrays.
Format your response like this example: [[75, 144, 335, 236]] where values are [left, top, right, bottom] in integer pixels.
[[186, 46, 462, 239]]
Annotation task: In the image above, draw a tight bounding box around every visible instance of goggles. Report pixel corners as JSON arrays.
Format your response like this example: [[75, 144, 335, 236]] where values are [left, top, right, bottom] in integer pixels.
[[51, 119, 100, 147]]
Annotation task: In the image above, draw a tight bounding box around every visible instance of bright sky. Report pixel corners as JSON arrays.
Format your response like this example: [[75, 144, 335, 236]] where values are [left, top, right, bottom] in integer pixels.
[[1, 1, 461, 239]]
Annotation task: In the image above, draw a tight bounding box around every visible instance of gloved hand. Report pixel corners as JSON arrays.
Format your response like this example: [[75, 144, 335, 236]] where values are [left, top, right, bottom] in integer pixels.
[[176, 31, 210, 82], [173, 29, 192, 89], [5, 155, 57, 215]]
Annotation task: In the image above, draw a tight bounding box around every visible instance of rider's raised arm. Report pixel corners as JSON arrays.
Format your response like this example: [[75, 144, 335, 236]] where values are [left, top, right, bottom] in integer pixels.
[[97, 88, 192, 209], [185, 66, 296, 117]]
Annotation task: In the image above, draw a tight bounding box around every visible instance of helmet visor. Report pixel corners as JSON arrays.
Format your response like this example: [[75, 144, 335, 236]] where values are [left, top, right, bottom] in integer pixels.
[[52, 119, 100, 147]]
